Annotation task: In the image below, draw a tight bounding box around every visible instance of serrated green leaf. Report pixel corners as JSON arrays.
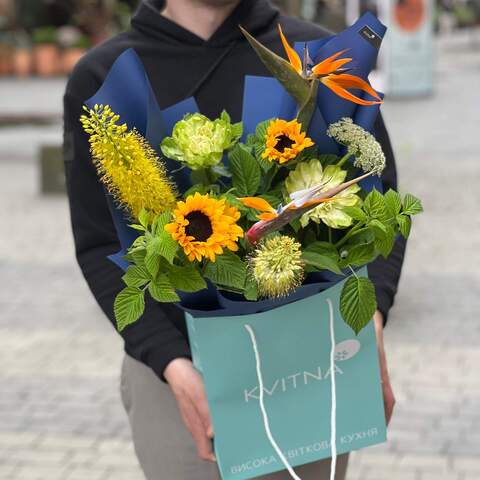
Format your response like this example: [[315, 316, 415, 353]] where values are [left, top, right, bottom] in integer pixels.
[[384, 189, 402, 216], [342, 206, 367, 222], [397, 214, 412, 238], [402, 193, 423, 216], [127, 247, 146, 266], [363, 188, 386, 220], [340, 276, 377, 335], [204, 251, 247, 290], [138, 209, 149, 228], [151, 211, 172, 236], [122, 265, 151, 288], [166, 264, 207, 292], [368, 218, 388, 237], [229, 144, 261, 196], [374, 224, 396, 258], [145, 238, 161, 277], [212, 164, 232, 178], [114, 287, 145, 332], [302, 251, 343, 275], [148, 275, 180, 302], [128, 223, 146, 232], [145, 233, 178, 275], [304, 241, 340, 259], [244, 280, 259, 301], [340, 243, 376, 268]]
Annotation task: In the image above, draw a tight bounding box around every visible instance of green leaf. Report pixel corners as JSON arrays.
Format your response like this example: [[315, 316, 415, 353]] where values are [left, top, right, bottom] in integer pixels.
[[374, 224, 396, 258], [317, 154, 340, 167], [254, 119, 272, 141], [229, 144, 261, 196], [302, 251, 343, 275], [384, 189, 402, 216], [151, 211, 172, 236], [166, 264, 207, 292], [368, 218, 388, 237], [212, 164, 232, 178], [145, 233, 178, 275], [340, 276, 377, 335], [340, 243, 376, 268], [122, 265, 151, 288], [138, 209, 149, 228], [125, 246, 146, 266], [304, 241, 339, 259], [402, 193, 423, 216], [239, 26, 310, 106], [128, 223, 146, 232], [397, 214, 412, 238], [363, 188, 386, 220], [183, 184, 210, 198], [114, 287, 145, 332], [148, 275, 180, 302], [342, 206, 367, 222], [244, 280, 259, 301], [204, 251, 247, 290]]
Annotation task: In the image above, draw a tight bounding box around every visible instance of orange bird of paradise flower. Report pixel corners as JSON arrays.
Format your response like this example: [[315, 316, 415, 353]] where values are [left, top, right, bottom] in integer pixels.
[[278, 25, 382, 106]]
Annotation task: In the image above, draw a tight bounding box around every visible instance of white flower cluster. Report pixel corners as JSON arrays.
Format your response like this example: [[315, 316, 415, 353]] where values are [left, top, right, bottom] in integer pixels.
[[327, 117, 386, 175]]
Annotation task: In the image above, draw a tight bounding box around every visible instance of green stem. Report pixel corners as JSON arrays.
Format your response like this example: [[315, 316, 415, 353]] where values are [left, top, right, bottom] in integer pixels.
[[335, 222, 365, 249], [328, 226, 333, 244], [337, 152, 352, 168]]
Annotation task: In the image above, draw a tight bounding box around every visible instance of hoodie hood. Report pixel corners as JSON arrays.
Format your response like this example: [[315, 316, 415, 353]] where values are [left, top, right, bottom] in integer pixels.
[[131, 0, 279, 47]]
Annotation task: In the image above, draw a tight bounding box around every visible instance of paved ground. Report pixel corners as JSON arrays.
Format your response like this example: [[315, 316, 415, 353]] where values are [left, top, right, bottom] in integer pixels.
[[0, 34, 479, 480]]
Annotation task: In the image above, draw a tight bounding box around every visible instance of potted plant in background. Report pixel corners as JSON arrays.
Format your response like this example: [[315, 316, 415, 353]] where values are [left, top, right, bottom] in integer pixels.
[[0, 31, 13, 76], [57, 25, 91, 75], [11, 30, 32, 78], [32, 26, 59, 77]]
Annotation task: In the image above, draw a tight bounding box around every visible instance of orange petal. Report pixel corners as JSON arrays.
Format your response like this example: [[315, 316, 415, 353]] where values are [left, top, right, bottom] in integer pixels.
[[258, 212, 278, 221], [312, 49, 350, 75], [330, 73, 382, 100], [321, 77, 382, 106], [278, 24, 302, 75], [238, 197, 276, 213]]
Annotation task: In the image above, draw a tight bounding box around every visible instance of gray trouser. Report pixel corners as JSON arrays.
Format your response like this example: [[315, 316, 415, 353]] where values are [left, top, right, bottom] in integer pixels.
[[120, 354, 349, 480]]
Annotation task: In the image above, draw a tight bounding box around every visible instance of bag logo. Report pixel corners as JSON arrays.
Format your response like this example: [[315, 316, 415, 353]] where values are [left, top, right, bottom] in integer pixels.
[[244, 339, 361, 402], [358, 25, 382, 49]]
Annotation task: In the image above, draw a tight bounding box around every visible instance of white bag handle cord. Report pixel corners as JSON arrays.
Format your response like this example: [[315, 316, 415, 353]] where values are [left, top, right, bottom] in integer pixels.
[[326, 298, 337, 480], [245, 298, 337, 480], [244, 324, 302, 480]]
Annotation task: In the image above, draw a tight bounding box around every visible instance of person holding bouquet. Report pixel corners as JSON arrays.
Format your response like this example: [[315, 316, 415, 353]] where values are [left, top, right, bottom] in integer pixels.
[[64, 0, 405, 478]]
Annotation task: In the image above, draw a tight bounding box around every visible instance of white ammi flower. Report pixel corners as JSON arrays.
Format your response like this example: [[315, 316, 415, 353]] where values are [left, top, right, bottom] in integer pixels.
[[327, 117, 385, 175]]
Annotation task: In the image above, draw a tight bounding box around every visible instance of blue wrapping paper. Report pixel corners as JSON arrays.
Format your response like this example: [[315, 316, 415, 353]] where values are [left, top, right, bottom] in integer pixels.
[[86, 13, 387, 316]]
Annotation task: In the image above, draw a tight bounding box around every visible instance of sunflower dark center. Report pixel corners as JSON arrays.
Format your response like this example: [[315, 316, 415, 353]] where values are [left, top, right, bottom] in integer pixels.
[[275, 134, 295, 152], [185, 211, 213, 242]]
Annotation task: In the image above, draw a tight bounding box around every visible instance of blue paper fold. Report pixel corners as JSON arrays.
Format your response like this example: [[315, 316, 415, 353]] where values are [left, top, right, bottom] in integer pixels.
[[87, 13, 387, 316]]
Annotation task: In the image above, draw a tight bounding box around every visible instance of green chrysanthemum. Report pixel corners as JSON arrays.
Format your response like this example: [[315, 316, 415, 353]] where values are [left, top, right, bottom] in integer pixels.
[[160, 111, 242, 170], [327, 117, 385, 175], [249, 236, 304, 298], [285, 159, 361, 229]]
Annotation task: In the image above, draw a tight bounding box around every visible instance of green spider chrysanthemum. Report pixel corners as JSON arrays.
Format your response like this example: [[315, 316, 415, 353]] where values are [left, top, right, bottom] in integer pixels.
[[285, 159, 361, 229], [249, 236, 304, 298]]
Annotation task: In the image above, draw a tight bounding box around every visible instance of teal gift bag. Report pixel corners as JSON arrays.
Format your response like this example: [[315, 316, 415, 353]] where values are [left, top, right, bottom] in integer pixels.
[[186, 273, 386, 480]]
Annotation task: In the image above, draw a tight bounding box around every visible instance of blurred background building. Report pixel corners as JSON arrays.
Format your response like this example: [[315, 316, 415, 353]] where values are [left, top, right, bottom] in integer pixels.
[[0, 0, 479, 77]]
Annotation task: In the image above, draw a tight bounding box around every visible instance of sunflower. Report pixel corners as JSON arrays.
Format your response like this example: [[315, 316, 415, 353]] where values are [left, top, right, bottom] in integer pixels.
[[164, 193, 244, 262], [262, 119, 314, 164]]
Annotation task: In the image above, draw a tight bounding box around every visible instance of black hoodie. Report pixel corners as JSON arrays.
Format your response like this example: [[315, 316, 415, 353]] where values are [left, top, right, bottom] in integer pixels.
[[64, 0, 406, 381]]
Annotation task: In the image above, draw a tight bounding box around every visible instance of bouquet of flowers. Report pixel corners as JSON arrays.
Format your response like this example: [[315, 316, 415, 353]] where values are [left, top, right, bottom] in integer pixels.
[[81, 25, 421, 336], [81, 13, 422, 479]]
